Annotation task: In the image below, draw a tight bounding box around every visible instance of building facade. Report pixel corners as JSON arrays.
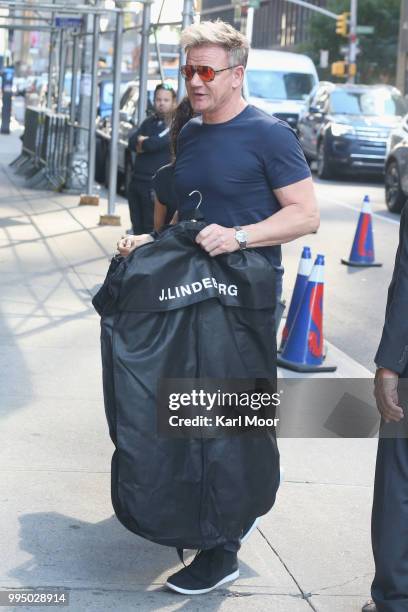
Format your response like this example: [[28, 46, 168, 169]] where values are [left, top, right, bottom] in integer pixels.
[[201, 0, 327, 50]]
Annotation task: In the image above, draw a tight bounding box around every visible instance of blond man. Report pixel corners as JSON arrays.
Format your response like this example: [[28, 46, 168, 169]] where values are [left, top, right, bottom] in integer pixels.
[[118, 20, 319, 595]]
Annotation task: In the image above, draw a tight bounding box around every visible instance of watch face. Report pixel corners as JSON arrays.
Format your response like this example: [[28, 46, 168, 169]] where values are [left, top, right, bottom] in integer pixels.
[[236, 230, 247, 243]]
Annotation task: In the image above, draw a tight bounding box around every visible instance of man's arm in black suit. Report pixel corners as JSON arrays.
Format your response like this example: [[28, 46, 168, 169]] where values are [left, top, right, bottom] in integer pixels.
[[375, 204, 408, 374], [374, 204, 407, 423]]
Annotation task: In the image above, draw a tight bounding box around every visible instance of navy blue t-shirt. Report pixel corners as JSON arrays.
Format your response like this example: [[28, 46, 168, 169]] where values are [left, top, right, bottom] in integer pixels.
[[174, 104, 311, 290]]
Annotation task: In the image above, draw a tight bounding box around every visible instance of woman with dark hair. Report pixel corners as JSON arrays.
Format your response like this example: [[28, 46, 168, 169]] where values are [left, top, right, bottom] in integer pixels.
[[117, 97, 194, 255], [153, 97, 194, 230]]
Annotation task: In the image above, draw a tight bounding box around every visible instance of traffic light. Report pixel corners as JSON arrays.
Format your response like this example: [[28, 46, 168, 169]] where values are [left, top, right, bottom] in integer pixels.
[[336, 12, 350, 37], [331, 61, 346, 77]]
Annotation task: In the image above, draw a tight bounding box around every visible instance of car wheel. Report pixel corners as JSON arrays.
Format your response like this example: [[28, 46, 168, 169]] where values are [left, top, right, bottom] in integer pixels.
[[385, 160, 406, 214], [316, 140, 334, 180]]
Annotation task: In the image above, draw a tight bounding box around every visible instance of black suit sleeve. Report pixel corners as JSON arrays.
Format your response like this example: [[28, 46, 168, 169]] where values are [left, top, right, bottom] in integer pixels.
[[375, 204, 408, 373], [128, 121, 145, 151], [141, 128, 170, 153]]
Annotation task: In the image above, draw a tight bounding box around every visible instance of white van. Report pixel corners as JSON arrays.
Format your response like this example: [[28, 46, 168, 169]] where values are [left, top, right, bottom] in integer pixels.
[[243, 49, 319, 128]]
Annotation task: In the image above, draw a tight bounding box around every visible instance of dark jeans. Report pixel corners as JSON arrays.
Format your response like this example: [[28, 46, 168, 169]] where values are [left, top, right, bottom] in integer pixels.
[[127, 176, 154, 235]]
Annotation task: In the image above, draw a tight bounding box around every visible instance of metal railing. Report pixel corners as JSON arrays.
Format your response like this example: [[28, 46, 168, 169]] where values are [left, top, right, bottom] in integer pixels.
[[10, 106, 83, 191], [7, 0, 194, 216]]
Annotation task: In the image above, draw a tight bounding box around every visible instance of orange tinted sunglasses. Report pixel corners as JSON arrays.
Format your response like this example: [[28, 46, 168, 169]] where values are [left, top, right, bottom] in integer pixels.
[[180, 64, 240, 82]]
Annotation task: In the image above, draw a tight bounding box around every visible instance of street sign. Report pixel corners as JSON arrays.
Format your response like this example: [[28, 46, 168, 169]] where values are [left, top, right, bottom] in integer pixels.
[[55, 16, 83, 29], [356, 25, 374, 34], [248, 0, 261, 7]]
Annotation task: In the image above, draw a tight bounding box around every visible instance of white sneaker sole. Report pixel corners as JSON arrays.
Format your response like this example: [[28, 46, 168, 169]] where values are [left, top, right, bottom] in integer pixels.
[[165, 569, 239, 595], [240, 516, 260, 544], [240, 468, 284, 545]]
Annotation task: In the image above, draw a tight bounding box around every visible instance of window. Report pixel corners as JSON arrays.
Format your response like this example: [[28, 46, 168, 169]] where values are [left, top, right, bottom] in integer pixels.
[[330, 89, 408, 117], [247, 70, 316, 101]]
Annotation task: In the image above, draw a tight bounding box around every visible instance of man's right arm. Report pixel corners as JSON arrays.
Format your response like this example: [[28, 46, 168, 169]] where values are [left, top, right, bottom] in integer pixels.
[[128, 118, 149, 152]]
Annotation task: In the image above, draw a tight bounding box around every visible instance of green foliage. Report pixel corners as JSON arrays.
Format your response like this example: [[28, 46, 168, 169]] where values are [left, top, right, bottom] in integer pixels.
[[297, 0, 400, 85]]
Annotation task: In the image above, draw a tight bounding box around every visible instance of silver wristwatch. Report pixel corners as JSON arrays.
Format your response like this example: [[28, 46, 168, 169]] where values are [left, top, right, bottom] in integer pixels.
[[234, 226, 248, 250]]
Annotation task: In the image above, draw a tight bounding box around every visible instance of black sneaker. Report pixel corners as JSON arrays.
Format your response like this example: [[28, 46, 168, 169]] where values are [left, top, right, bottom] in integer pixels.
[[165, 546, 239, 595], [240, 516, 260, 543]]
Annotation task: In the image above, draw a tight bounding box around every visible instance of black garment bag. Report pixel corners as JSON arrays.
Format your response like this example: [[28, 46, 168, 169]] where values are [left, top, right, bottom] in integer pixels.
[[92, 221, 280, 550]]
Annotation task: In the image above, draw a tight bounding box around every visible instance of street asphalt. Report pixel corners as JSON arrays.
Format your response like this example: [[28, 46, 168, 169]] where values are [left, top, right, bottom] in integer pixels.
[[0, 125, 380, 611]]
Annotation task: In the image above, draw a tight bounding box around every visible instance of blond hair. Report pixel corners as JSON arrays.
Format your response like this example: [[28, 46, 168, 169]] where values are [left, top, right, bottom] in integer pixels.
[[180, 19, 249, 68]]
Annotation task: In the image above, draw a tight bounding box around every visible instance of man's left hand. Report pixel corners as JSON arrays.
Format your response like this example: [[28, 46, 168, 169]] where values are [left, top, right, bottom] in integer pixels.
[[196, 224, 239, 257]]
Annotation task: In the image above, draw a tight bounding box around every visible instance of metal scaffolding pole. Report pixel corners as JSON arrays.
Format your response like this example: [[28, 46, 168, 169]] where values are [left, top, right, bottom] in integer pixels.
[[103, 9, 124, 222], [47, 0, 56, 108], [396, 0, 408, 94], [0, 23, 53, 31], [153, 27, 164, 82], [85, 12, 100, 198], [137, 0, 152, 125], [69, 34, 79, 127], [177, 0, 194, 102], [68, 31, 80, 163], [56, 29, 66, 113], [348, 0, 358, 83], [0, 1, 123, 14]]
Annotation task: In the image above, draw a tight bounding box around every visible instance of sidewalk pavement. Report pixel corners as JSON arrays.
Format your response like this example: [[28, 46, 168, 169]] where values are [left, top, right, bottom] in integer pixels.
[[0, 128, 376, 611]]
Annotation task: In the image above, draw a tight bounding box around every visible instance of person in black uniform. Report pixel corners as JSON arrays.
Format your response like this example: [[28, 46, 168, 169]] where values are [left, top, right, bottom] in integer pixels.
[[126, 83, 176, 234], [117, 97, 194, 253], [362, 203, 408, 612]]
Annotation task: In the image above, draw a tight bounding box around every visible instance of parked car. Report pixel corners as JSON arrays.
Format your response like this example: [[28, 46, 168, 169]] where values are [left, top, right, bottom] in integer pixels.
[[97, 77, 135, 119], [297, 82, 407, 180], [95, 78, 176, 192], [243, 49, 318, 129], [384, 113, 408, 213]]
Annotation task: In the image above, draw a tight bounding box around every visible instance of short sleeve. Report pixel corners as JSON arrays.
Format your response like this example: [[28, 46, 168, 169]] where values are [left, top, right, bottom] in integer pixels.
[[263, 121, 311, 190], [152, 166, 169, 207]]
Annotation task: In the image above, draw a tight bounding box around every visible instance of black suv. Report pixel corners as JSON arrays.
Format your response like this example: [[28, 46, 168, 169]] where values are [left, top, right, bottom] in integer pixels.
[[297, 82, 407, 180], [384, 114, 408, 213]]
